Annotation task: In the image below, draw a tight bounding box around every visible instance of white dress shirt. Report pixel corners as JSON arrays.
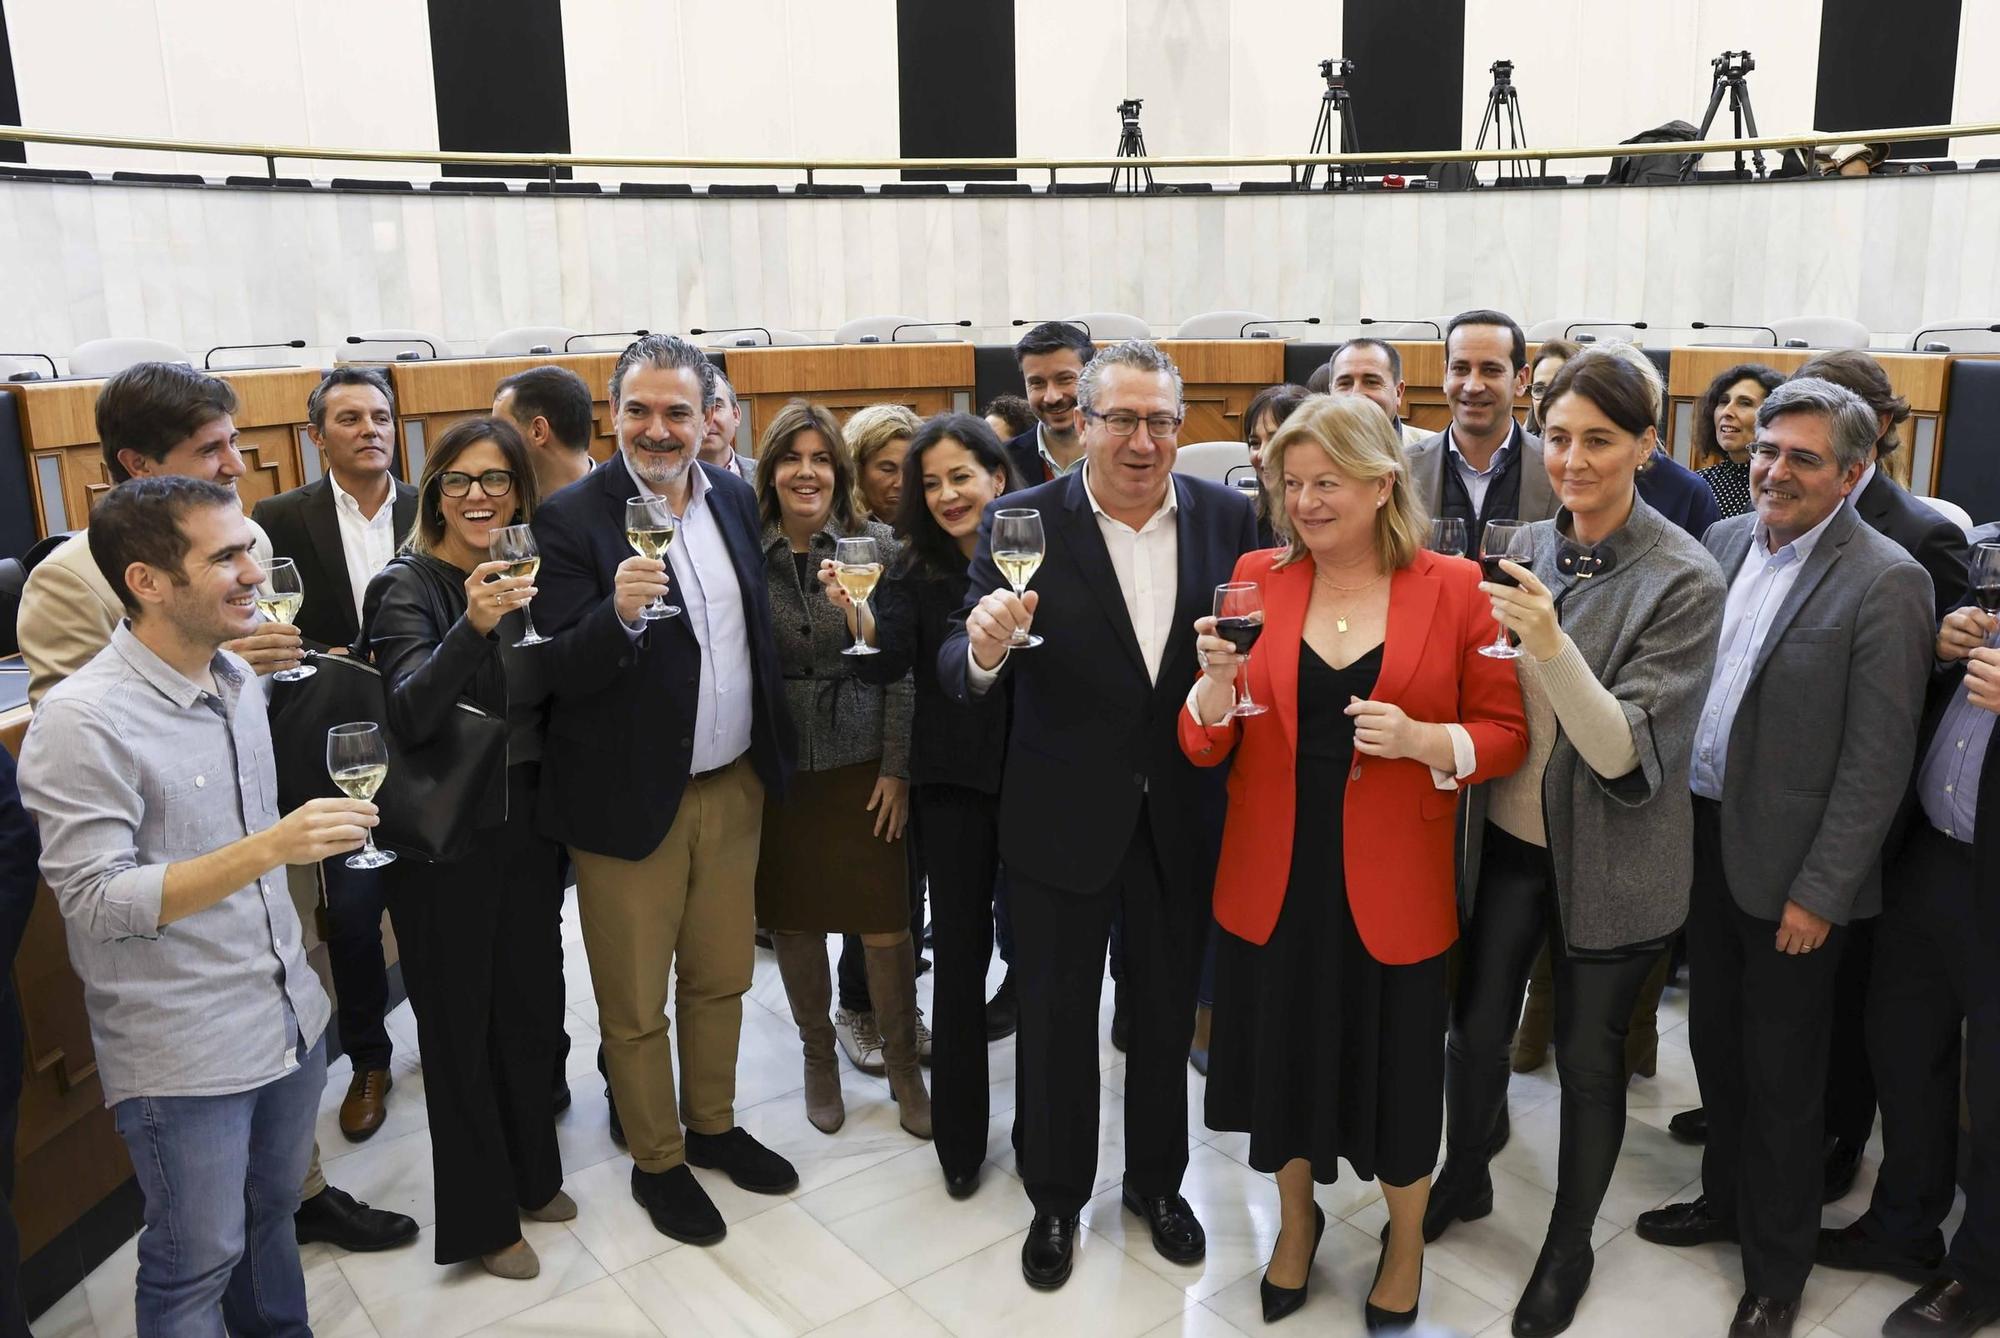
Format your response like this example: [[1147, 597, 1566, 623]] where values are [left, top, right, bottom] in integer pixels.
[[330, 474, 399, 624], [1446, 425, 1518, 514], [622, 456, 755, 772]]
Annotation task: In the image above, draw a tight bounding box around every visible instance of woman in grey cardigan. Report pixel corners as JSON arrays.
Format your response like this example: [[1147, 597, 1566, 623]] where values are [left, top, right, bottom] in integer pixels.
[[1424, 353, 1726, 1337], [749, 400, 925, 1140]]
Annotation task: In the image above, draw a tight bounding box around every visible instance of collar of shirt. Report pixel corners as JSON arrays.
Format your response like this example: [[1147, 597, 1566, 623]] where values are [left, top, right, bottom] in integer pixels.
[[1081, 462, 1178, 533], [1036, 424, 1085, 477], [621, 450, 711, 517], [109, 621, 246, 712], [1853, 460, 1878, 503], [1752, 498, 1845, 564], [330, 472, 394, 524], [1446, 423, 1517, 478]]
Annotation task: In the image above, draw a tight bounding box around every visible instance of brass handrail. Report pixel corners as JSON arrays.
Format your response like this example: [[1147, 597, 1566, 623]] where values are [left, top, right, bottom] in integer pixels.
[[0, 120, 1993, 174]]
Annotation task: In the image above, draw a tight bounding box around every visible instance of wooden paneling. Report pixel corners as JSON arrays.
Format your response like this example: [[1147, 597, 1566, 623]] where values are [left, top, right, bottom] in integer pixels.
[[1389, 340, 1532, 435], [725, 344, 976, 450], [378, 353, 625, 473], [1149, 341, 1286, 445]]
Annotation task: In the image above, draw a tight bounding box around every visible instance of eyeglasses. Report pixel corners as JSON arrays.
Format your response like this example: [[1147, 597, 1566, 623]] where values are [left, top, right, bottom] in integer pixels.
[[438, 469, 516, 497], [1748, 443, 1832, 473], [1529, 383, 1553, 400], [1088, 410, 1183, 439]]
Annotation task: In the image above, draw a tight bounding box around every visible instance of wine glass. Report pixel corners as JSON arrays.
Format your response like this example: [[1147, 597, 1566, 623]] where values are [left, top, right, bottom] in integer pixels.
[[1428, 517, 1468, 557], [1478, 520, 1536, 660], [623, 497, 680, 620], [834, 535, 883, 657], [256, 558, 315, 682], [991, 508, 1046, 649], [488, 524, 549, 647], [1972, 542, 2000, 645], [326, 722, 396, 869], [1213, 582, 1268, 719]]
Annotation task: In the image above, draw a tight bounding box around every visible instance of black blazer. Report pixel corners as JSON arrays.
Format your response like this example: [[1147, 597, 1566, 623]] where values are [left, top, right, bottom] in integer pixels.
[[1856, 468, 1971, 622], [253, 475, 419, 651], [853, 565, 1007, 793], [1003, 428, 1050, 492], [1634, 448, 1722, 540], [938, 470, 1260, 897], [530, 457, 794, 858]]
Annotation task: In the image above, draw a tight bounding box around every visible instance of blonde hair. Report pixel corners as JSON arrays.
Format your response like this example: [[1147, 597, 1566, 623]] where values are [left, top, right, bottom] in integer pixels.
[[1263, 394, 1426, 572], [844, 403, 922, 471]]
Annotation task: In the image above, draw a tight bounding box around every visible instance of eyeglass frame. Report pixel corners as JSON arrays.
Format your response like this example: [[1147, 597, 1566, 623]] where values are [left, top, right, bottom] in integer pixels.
[[436, 468, 517, 498], [1085, 408, 1185, 439]]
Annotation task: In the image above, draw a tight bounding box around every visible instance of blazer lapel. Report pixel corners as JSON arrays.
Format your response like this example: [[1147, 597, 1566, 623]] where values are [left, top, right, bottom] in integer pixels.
[[1264, 559, 1311, 754], [301, 480, 355, 635], [1373, 556, 1442, 707], [1517, 428, 1558, 521], [1747, 506, 1855, 686], [391, 481, 419, 549], [1165, 475, 1207, 674], [1059, 471, 1147, 679]]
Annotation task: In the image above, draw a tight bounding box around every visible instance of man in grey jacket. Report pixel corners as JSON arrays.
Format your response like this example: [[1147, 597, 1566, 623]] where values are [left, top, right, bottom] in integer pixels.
[[1637, 378, 1934, 1338]]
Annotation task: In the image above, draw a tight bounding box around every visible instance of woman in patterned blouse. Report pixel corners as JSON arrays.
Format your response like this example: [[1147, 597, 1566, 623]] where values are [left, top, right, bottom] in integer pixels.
[[1692, 363, 1784, 518]]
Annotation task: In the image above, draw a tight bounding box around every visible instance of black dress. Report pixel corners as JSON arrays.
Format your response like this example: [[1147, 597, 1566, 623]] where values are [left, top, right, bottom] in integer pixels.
[[1205, 641, 1448, 1187]]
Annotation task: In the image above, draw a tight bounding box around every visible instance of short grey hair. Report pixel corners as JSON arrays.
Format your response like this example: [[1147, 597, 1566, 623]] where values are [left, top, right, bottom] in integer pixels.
[[1755, 376, 1877, 473], [1076, 339, 1184, 415], [610, 333, 716, 411], [306, 366, 394, 432], [713, 369, 737, 409]]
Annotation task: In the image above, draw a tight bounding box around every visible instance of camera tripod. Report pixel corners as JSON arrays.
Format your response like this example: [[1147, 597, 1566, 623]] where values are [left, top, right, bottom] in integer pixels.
[[1111, 99, 1154, 194], [1472, 60, 1534, 182], [1302, 58, 1361, 190], [1681, 49, 1765, 180]]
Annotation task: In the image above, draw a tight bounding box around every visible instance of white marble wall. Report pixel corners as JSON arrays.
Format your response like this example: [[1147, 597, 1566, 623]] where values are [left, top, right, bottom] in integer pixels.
[[0, 171, 1995, 369]]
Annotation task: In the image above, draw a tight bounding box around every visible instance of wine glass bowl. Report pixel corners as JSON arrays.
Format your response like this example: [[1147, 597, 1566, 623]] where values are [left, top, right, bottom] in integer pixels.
[[1428, 517, 1468, 557], [992, 508, 1046, 650], [624, 497, 681, 620], [326, 722, 396, 869], [488, 524, 550, 647], [1971, 542, 2000, 644], [257, 558, 315, 682], [833, 535, 883, 657], [1477, 520, 1535, 660], [1213, 582, 1268, 718]]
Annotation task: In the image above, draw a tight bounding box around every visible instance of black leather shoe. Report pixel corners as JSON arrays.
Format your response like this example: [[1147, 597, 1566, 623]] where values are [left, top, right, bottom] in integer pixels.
[[1884, 1278, 2000, 1337], [1419, 1161, 1493, 1243], [1512, 1234, 1594, 1337], [1635, 1196, 1736, 1247], [684, 1127, 799, 1194], [1260, 1205, 1325, 1324], [1121, 1183, 1205, 1264], [1110, 980, 1130, 1054], [1667, 1106, 1708, 1144], [985, 973, 1018, 1042], [1816, 1219, 1945, 1282], [1728, 1291, 1799, 1336], [944, 1165, 982, 1200], [293, 1184, 418, 1252], [1364, 1234, 1422, 1332], [1021, 1212, 1080, 1289], [1821, 1136, 1864, 1204], [631, 1164, 725, 1244]]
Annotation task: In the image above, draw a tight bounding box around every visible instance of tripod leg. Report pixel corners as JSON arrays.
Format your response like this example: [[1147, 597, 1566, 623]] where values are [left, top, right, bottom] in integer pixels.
[[1732, 81, 1766, 178], [1682, 78, 1727, 180], [1306, 99, 1334, 190], [1339, 103, 1361, 189], [1474, 96, 1499, 180]]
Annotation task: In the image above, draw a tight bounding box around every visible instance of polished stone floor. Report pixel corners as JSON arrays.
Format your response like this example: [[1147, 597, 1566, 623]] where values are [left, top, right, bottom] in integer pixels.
[[30, 888, 1968, 1337]]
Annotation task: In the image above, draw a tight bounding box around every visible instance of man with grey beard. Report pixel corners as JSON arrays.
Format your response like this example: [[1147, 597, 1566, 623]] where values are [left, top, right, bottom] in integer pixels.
[[530, 335, 797, 1245]]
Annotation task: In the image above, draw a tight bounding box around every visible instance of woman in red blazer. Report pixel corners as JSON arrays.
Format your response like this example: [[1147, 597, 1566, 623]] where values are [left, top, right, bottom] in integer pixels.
[[1179, 395, 1527, 1328]]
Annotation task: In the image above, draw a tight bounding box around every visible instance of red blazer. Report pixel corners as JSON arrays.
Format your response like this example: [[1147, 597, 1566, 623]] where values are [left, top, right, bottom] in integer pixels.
[[1178, 548, 1528, 964]]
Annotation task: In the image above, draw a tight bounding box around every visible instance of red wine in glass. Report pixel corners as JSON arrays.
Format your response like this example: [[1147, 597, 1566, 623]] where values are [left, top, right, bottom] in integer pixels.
[[1212, 582, 1269, 718], [1479, 554, 1522, 588], [1214, 615, 1265, 654], [1973, 584, 2000, 614]]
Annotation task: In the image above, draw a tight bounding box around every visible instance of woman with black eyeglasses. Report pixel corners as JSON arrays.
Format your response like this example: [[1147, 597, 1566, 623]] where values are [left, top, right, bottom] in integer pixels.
[[359, 417, 575, 1281]]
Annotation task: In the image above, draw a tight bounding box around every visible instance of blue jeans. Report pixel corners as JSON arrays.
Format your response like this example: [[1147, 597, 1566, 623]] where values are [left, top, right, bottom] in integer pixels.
[[113, 1037, 325, 1338]]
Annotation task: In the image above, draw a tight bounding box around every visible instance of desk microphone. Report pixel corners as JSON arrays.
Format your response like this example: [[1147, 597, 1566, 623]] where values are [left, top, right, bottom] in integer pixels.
[[1011, 317, 1093, 338], [1922, 342, 1952, 353], [1239, 317, 1320, 338], [346, 334, 438, 358], [690, 326, 773, 347], [890, 320, 973, 342], [204, 339, 306, 370], [1690, 321, 1778, 347], [1564, 320, 1647, 341], [563, 329, 649, 352], [1782, 338, 1810, 348], [1576, 333, 1598, 344], [0, 352, 60, 379], [1910, 323, 2000, 351], [1359, 317, 1442, 338]]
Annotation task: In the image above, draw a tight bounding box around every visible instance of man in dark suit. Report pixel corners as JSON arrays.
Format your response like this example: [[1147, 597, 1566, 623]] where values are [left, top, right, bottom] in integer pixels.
[[1638, 378, 1934, 1338], [495, 363, 597, 497], [0, 748, 39, 1338], [940, 340, 1259, 1290], [531, 336, 797, 1246], [251, 367, 418, 1143], [1816, 596, 2000, 1337], [1003, 320, 1096, 489]]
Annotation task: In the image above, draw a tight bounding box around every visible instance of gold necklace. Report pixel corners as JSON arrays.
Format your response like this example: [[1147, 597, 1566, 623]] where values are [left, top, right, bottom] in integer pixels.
[[1314, 569, 1387, 634]]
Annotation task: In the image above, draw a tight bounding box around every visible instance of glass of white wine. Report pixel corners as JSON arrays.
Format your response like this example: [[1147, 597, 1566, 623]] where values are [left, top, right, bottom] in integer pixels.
[[257, 557, 315, 682], [834, 535, 883, 657], [991, 508, 1045, 649], [488, 524, 550, 647], [624, 497, 680, 620], [326, 722, 396, 869]]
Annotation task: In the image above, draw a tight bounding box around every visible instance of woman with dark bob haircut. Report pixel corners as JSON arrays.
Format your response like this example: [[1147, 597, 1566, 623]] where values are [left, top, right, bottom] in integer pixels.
[[359, 415, 574, 1280], [1692, 363, 1784, 519]]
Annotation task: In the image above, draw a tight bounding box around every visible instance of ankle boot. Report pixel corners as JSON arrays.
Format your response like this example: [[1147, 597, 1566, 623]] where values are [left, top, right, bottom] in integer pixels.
[[1426, 1035, 1506, 1241], [1512, 1232, 1595, 1337], [1624, 949, 1670, 1080], [772, 932, 845, 1133], [1512, 945, 1555, 1073], [864, 941, 933, 1139]]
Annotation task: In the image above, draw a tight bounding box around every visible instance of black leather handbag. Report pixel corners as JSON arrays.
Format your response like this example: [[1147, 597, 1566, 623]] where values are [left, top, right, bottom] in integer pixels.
[[268, 651, 507, 863]]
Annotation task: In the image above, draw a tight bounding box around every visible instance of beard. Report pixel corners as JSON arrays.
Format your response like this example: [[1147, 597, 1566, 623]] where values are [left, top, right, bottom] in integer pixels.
[[624, 439, 694, 491]]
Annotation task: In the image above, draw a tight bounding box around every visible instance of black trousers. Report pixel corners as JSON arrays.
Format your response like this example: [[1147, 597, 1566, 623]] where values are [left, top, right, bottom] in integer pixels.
[[1011, 802, 1206, 1216], [1824, 915, 1879, 1148], [916, 784, 1002, 1180], [1448, 826, 1661, 1239], [1688, 797, 1848, 1301], [321, 857, 394, 1070], [1864, 825, 2000, 1304], [384, 766, 567, 1264]]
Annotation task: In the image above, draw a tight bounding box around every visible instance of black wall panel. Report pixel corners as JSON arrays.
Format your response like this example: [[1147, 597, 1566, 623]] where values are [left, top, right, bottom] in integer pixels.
[[1340, 0, 1466, 171], [427, 0, 571, 178], [1816, 0, 1960, 159], [897, 0, 1016, 181]]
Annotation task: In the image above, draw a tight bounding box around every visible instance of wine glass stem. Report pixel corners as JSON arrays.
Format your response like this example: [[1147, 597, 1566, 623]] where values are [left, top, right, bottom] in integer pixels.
[[853, 598, 869, 652], [521, 605, 540, 640], [1238, 653, 1254, 711]]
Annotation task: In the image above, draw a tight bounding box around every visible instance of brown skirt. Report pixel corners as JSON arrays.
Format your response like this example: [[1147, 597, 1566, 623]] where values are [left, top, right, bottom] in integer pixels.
[[755, 759, 908, 934]]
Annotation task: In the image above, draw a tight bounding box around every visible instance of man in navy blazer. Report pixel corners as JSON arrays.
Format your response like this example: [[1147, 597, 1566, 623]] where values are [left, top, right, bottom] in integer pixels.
[[1002, 320, 1097, 489], [531, 336, 796, 1247], [941, 340, 1260, 1290]]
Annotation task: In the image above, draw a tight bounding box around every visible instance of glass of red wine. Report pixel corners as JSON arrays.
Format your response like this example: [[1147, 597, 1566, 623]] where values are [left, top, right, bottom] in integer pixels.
[[1478, 519, 1536, 660], [1428, 517, 1467, 557], [1213, 582, 1269, 718], [1973, 542, 2000, 644]]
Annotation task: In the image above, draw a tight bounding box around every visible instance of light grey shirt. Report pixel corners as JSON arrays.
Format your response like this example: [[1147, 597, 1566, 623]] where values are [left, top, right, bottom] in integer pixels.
[[18, 624, 329, 1107], [1447, 424, 1518, 514]]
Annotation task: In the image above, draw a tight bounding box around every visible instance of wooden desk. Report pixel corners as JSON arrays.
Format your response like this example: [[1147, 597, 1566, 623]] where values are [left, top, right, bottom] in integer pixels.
[[1386, 341, 1534, 435], [1150, 341, 1288, 444], [723, 344, 976, 447], [379, 353, 623, 477], [10, 367, 323, 537]]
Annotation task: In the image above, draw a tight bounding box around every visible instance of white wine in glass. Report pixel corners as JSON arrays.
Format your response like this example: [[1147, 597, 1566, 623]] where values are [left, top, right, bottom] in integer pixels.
[[623, 497, 680, 620], [834, 535, 883, 657], [488, 524, 550, 647], [258, 557, 315, 682], [326, 722, 396, 869], [991, 508, 1046, 649]]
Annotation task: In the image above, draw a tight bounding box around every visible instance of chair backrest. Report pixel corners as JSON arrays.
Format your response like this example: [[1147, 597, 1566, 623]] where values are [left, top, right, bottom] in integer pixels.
[[1173, 310, 1275, 340], [835, 315, 967, 345], [21, 531, 73, 574], [346, 329, 453, 361], [1171, 440, 1250, 482], [1909, 319, 2000, 353], [1914, 494, 1976, 537], [1066, 312, 1152, 341], [693, 326, 813, 348], [484, 326, 583, 356], [1771, 316, 1870, 351], [1358, 320, 1445, 341], [1527, 318, 1643, 345], [68, 337, 191, 378]]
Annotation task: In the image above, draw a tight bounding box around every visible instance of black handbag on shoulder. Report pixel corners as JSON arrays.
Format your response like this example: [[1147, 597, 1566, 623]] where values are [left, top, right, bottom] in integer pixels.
[[268, 651, 507, 863]]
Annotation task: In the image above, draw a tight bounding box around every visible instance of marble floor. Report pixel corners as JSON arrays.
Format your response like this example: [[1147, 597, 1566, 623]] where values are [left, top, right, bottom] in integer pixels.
[[30, 889, 1970, 1338]]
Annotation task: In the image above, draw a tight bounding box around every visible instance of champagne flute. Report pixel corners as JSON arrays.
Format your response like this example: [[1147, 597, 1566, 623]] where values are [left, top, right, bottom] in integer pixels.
[[256, 557, 315, 682], [327, 722, 396, 869], [1478, 520, 1536, 660], [1972, 542, 2000, 645], [1428, 517, 1468, 557], [833, 536, 884, 657], [624, 496, 680, 620], [488, 524, 550, 647], [991, 508, 1046, 649], [1213, 582, 1268, 718]]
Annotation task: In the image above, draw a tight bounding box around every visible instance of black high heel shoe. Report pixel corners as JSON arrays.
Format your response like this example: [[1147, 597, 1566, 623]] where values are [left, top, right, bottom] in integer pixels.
[[1364, 1233, 1422, 1332], [1259, 1204, 1326, 1324]]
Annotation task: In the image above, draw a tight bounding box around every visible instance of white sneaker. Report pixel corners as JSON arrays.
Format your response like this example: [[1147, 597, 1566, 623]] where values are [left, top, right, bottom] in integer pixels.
[[915, 1008, 933, 1066], [834, 1008, 886, 1075]]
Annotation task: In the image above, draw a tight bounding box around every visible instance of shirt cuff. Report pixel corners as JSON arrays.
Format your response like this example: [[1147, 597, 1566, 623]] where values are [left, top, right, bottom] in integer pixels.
[[1184, 679, 1233, 729], [966, 643, 1007, 696], [1428, 723, 1477, 790], [101, 864, 168, 940]]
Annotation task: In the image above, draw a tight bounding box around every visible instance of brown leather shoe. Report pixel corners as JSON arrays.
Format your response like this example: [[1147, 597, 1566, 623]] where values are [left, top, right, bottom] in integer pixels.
[[339, 1067, 392, 1142]]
